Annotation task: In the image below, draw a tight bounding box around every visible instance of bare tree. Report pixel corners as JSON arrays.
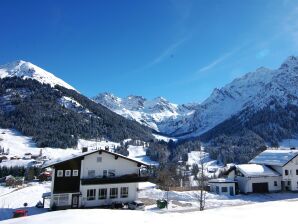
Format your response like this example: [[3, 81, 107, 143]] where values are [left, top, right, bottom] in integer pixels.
[[195, 150, 208, 211]]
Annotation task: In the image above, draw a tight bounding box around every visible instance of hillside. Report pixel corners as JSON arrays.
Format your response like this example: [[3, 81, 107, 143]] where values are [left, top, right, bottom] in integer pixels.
[[0, 61, 153, 148]]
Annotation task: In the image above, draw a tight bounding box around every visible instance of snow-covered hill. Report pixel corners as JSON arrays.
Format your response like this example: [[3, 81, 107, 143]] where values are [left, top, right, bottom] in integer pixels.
[[94, 93, 197, 134], [0, 60, 75, 90]]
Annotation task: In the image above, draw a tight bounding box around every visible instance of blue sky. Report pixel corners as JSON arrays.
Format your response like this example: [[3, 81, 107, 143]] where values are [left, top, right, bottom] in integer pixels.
[[1, 0, 298, 104]]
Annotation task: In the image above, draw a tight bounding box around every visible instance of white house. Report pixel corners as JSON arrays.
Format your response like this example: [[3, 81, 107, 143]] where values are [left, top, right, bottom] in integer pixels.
[[250, 149, 298, 191], [235, 164, 281, 193], [209, 178, 237, 196], [42, 148, 149, 209]]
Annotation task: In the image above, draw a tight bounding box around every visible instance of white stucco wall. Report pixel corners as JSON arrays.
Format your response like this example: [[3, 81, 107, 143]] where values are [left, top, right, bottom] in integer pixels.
[[282, 158, 298, 191], [81, 151, 140, 178], [236, 176, 282, 193], [80, 182, 138, 207]]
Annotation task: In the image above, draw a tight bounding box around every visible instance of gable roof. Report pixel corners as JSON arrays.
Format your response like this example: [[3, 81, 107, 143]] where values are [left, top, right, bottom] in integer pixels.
[[249, 149, 298, 167], [236, 164, 280, 178], [42, 149, 149, 168]]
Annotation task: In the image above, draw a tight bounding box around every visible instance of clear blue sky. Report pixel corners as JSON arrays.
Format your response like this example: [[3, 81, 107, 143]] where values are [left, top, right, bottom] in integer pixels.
[[1, 0, 298, 104]]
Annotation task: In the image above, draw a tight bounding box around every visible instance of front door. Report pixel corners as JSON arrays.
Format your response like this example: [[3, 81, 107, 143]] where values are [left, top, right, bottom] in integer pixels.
[[229, 186, 234, 196], [71, 194, 79, 208]]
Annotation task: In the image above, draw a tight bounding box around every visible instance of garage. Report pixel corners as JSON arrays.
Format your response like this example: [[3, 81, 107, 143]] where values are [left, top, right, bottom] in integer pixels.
[[252, 182, 269, 193]]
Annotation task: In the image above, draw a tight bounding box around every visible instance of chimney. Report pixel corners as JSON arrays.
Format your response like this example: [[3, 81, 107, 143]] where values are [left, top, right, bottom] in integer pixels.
[[82, 147, 88, 153]]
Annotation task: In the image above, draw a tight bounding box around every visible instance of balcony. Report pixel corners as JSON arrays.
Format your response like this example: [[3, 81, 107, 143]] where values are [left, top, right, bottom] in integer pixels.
[[81, 173, 149, 185]]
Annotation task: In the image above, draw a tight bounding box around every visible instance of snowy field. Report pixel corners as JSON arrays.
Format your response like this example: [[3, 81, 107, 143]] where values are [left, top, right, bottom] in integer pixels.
[[127, 145, 159, 166], [2, 196, 298, 224], [1, 181, 298, 222]]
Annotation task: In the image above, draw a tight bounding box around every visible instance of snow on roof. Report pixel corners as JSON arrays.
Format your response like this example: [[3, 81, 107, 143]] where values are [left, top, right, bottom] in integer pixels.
[[236, 164, 280, 177], [209, 178, 237, 183], [249, 149, 298, 166], [42, 149, 149, 168]]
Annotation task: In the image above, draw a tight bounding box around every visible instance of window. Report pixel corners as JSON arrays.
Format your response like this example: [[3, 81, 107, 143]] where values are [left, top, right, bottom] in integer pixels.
[[221, 187, 228, 193], [285, 170, 289, 176], [274, 181, 278, 186], [57, 170, 63, 177], [88, 170, 95, 178], [120, 187, 129, 198], [110, 188, 118, 199], [73, 170, 79, 177], [296, 170, 298, 175], [65, 170, 71, 177], [97, 157, 102, 162], [108, 169, 116, 177], [53, 194, 69, 206], [103, 170, 107, 177], [87, 189, 96, 200], [98, 188, 107, 199]]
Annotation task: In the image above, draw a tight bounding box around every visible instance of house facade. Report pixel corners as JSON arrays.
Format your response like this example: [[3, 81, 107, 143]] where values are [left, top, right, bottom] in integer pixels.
[[250, 149, 298, 191], [43, 148, 149, 209], [235, 164, 281, 193]]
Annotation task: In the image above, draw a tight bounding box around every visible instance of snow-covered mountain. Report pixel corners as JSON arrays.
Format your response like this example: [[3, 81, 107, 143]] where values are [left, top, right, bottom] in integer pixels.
[[94, 56, 298, 142], [0, 60, 75, 90], [93, 93, 198, 134], [0, 60, 153, 149]]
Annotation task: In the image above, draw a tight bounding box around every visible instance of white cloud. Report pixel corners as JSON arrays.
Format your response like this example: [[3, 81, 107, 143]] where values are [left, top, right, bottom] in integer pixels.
[[196, 47, 240, 73], [132, 36, 189, 73]]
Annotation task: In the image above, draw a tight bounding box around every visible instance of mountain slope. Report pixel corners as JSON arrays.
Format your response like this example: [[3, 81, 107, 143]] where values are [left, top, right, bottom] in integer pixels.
[[200, 56, 298, 143], [94, 93, 197, 134], [0, 61, 153, 148]]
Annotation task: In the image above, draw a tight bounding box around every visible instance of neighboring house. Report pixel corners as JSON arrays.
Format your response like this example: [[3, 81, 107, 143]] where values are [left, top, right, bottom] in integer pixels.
[[209, 178, 236, 196], [42, 148, 149, 209], [250, 149, 298, 191], [235, 164, 281, 193]]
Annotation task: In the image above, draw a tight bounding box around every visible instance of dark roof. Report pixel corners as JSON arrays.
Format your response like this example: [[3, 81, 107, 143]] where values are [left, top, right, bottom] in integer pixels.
[[42, 149, 149, 168]]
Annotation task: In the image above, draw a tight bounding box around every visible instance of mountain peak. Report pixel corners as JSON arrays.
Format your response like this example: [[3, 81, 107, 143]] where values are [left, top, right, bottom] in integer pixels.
[[0, 60, 75, 90], [280, 55, 298, 69]]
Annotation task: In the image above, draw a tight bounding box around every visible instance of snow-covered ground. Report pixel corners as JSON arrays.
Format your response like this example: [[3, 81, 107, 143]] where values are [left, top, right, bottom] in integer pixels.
[[0, 128, 120, 167], [187, 150, 223, 177], [2, 181, 298, 222], [0, 182, 51, 221], [279, 138, 298, 148], [2, 192, 298, 224], [127, 145, 159, 166]]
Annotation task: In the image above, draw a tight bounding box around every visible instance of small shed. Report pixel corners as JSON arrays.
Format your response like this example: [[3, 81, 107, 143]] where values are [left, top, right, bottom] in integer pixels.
[[209, 178, 237, 196]]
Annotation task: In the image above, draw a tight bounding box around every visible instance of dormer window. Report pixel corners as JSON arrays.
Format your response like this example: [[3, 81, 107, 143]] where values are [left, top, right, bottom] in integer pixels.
[[65, 170, 71, 177], [73, 170, 79, 176], [57, 170, 63, 177]]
